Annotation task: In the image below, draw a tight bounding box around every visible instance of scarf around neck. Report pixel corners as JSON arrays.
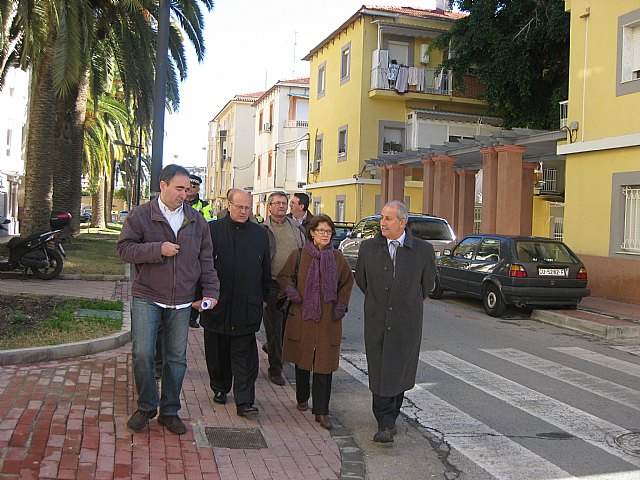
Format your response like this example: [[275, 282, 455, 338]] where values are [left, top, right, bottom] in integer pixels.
[[302, 241, 338, 322]]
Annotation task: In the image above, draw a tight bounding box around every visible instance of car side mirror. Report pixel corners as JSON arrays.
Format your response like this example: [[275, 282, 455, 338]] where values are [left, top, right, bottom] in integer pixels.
[[443, 249, 451, 256]]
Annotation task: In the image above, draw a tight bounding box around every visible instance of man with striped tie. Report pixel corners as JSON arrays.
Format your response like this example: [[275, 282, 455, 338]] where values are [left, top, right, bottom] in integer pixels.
[[355, 200, 436, 443]]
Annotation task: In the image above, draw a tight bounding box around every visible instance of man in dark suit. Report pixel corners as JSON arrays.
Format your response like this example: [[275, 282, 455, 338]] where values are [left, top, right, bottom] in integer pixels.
[[200, 189, 271, 417], [287, 192, 314, 229], [355, 200, 436, 443]]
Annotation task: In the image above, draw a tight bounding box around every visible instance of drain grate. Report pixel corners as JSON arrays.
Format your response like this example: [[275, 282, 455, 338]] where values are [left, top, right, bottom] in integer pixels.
[[204, 426, 267, 449], [615, 433, 640, 455]]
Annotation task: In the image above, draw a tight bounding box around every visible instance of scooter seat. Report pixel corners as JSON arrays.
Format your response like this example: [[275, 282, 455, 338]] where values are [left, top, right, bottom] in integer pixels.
[[7, 233, 41, 249]]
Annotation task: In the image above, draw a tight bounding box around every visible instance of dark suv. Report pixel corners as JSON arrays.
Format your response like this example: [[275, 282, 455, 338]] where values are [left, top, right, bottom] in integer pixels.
[[430, 234, 590, 316], [339, 214, 455, 269]]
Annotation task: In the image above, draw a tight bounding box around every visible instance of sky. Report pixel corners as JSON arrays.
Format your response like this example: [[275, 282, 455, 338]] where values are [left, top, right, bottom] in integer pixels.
[[163, 0, 439, 167]]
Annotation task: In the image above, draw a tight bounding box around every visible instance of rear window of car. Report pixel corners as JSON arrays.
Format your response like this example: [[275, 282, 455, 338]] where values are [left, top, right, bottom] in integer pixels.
[[409, 219, 454, 241], [515, 241, 579, 264]]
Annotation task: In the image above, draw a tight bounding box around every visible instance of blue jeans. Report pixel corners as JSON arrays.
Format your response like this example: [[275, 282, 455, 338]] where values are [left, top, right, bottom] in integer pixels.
[[131, 297, 190, 415]]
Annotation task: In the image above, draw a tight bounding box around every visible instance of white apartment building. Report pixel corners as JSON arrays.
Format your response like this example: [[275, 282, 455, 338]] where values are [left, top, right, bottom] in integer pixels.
[[207, 91, 264, 214], [0, 67, 30, 235], [252, 78, 309, 216]]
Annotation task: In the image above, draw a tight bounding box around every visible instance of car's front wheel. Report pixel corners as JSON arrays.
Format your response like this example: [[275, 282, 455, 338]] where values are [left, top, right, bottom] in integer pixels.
[[429, 275, 444, 299], [482, 283, 506, 317]]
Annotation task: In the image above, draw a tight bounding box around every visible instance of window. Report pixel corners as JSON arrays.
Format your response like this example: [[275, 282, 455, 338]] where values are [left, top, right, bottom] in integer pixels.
[[257, 155, 261, 179], [622, 185, 640, 252], [317, 61, 326, 98], [5, 129, 11, 157], [258, 110, 264, 132], [617, 9, 640, 96], [338, 125, 348, 160], [314, 135, 323, 161], [336, 195, 346, 222], [268, 151, 273, 177], [475, 239, 501, 262], [542, 168, 558, 192], [383, 127, 404, 154], [453, 237, 480, 259], [313, 198, 322, 215], [269, 102, 274, 126], [340, 42, 351, 84], [387, 40, 409, 65]]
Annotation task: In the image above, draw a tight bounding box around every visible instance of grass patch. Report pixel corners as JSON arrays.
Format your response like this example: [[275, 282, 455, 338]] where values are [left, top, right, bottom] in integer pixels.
[[0, 294, 123, 350], [63, 227, 126, 275]]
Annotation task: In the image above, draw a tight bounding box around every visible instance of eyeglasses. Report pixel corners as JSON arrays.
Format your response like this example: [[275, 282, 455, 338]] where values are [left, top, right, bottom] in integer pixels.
[[269, 201, 287, 206], [229, 202, 251, 212], [314, 228, 333, 235]]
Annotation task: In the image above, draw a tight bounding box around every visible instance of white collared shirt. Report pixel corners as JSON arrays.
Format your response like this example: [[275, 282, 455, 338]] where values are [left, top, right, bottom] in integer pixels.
[[387, 231, 406, 257], [158, 197, 185, 237], [156, 198, 191, 309]]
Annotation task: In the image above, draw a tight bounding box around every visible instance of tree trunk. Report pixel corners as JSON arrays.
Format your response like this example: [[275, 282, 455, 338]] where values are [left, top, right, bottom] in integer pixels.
[[52, 71, 89, 235], [90, 168, 106, 228], [22, 20, 57, 235]]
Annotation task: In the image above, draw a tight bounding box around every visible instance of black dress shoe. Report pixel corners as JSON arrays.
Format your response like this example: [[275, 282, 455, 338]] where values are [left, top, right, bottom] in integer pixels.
[[373, 427, 394, 443], [127, 409, 157, 431], [269, 373, 286, 386], [236, 404, 259, 417], [189, 318, 200, 328], [213, 391, 227, 405]]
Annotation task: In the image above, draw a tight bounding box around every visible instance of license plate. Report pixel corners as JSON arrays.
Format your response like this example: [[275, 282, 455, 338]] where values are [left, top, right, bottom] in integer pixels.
[[538, 268, 565, 276]]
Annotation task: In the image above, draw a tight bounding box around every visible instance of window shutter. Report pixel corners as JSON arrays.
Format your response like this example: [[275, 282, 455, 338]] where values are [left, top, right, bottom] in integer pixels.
[[633, 25, 640, 74]]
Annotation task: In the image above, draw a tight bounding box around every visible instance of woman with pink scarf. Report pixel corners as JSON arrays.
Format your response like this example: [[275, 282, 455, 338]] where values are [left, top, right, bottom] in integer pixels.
[[277, 213, 354, 430]]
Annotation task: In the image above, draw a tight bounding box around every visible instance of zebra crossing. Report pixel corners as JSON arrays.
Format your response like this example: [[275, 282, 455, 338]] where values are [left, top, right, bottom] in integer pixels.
[[340, 346, 640, 479]]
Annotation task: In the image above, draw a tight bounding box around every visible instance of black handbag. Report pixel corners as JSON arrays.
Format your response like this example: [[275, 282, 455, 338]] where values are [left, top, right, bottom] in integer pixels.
[[276, 248, 302, 318]]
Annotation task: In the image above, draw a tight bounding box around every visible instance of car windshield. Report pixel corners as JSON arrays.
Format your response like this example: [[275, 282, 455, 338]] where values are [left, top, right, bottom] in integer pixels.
[[515, 241, 579, 264], [409, 220, 453, 241]]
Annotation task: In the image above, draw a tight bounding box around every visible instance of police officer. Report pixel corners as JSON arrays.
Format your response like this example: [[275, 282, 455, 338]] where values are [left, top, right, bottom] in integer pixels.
[[185, 175, 213, 220]]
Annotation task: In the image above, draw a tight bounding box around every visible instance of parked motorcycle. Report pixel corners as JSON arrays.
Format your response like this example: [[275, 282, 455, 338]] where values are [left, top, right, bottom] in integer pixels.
[[0, 211, 70, 280]]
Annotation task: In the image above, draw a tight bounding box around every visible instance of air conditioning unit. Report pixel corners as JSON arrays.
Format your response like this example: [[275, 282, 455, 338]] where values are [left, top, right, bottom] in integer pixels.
[[263, 123, 272, 132], [309, 160, 321, 173]]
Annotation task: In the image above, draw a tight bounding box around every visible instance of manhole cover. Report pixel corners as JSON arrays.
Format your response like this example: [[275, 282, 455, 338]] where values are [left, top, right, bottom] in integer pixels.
[[204, 426, 267, 449], [536, 432, 576, 439], [615, 433, 640, 454]]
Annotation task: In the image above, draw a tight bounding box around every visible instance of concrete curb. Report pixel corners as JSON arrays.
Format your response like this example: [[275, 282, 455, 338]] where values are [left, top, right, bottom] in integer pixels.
[[531, 309, 640, 340], [0, 301, 131, 366], [59, 273, 127, 281], [331, 423, 366, 480]]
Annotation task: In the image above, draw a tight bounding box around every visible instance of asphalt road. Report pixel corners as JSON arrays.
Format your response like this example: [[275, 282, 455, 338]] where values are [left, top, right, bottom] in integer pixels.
[[335, 287, 640, 480]]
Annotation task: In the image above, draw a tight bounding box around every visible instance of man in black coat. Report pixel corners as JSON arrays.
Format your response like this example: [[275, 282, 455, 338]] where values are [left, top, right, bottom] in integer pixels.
[[199, 189, 271, 416], [355, 200, 436, 443]]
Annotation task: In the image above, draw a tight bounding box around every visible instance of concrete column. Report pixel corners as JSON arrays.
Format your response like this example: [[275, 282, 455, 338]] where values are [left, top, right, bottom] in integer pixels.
[[520, 163, 536, 236], [480, 147, 498, 233], [456, 169, 478, 239], [495, 145, 527, 235], [387, 165, 406, 203], [380, 166, 389, 206], [421, 158, 434, 214], [432, 155, 456, 225]]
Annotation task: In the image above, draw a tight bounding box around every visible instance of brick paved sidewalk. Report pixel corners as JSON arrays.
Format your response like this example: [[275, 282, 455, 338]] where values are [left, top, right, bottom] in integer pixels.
[[0, 279, 342, 480]]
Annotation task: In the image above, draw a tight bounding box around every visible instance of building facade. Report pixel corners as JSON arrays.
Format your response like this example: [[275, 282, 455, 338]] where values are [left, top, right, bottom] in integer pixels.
[[207, 92, 264, 213], [252, 78, 309, 216], [559, 0, 640, 303], [0, 67, 29, 236], [303, 5, 501, 223]]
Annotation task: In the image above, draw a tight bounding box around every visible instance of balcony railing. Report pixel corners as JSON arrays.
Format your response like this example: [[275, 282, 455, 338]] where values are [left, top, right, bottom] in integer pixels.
[[371, 66, 451, 95], [284, 120, 308, 128], [559, 100, 568, 129], [541, 168, 558, 193]]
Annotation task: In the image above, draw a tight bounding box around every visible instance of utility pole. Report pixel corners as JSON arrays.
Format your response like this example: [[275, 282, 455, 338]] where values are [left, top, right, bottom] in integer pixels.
[[151, 0, 170, 195]]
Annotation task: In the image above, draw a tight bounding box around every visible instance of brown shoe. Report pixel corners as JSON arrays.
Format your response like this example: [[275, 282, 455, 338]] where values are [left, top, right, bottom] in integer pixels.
[[373, 427, 394, 443], [296, 401, 308, 411], [158, 414, 187, 435], [315, 414, 332, 430], [127, 409, 157, 431]]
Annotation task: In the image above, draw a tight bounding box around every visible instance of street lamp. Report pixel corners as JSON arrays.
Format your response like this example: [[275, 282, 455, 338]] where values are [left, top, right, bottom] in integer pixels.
[[114, 131, 143, 207]]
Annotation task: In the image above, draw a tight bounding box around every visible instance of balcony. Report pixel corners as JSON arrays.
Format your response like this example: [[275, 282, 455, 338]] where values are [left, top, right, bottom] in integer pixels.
[[559, 100, 568, 129], [284, 120, 308, 128], [372, 65, 451, 95]]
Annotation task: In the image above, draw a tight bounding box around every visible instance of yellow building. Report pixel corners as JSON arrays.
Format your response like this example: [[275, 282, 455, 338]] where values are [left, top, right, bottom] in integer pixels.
[[558, 0, 640, 303], [303, 5, 501, 223]]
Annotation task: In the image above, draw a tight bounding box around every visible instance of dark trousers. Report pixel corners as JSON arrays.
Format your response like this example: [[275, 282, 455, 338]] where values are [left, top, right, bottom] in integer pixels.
[[204, 329, 258, 406], [263, 280, 284, 376], [295, 366, 332, 415], [372, 392, 404, 430]]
